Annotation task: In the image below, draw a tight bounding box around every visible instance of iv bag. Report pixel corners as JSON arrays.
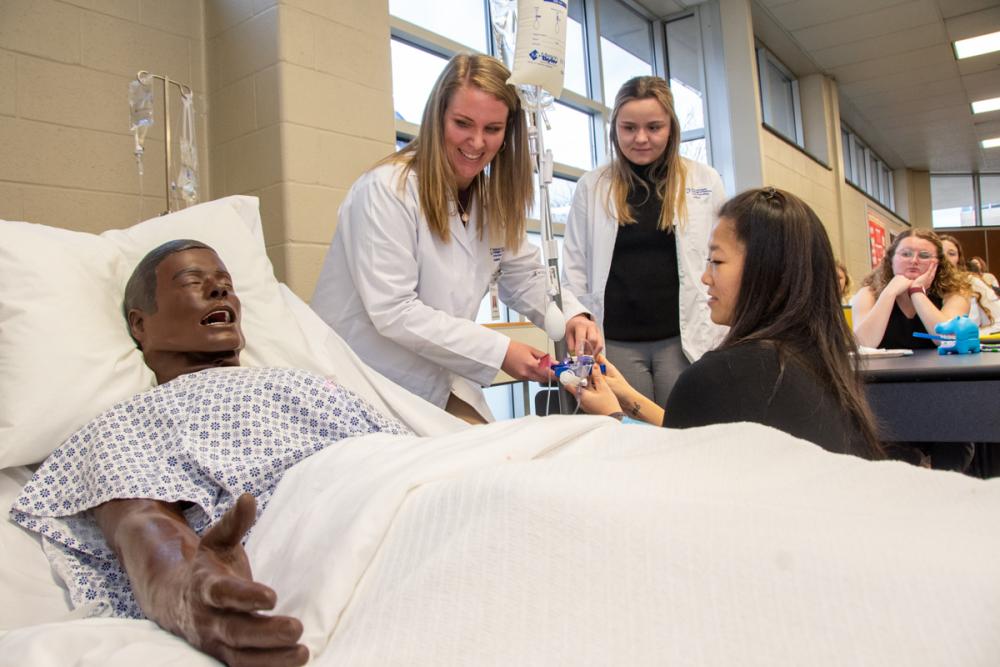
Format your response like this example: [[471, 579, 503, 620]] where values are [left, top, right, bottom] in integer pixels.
[[507, 0, 568, 99], [128, 76, 154, 175], [176, 92, 199, 207], [490, 0, 518, 68]]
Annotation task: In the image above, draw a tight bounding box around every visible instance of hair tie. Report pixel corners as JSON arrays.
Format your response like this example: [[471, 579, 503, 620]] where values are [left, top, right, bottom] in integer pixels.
[[761, 186, 778, 200]]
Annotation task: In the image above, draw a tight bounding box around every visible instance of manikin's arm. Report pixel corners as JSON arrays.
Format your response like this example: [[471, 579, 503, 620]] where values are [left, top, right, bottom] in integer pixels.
[[92, 493, 308, 667]]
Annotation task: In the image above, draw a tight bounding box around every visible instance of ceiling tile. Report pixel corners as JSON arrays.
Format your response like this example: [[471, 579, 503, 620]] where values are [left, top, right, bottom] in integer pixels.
[[937, 0, 1000, 20], [859, 93, 972, 120], [828, 44, 955, 83], [956, 50, 1000, 74], [810, 22, 948, 69], [768, 0, 914, 32], [852, 76, 964, 108], [961, 68, 1000, 98], [789, 0, 939, 52]]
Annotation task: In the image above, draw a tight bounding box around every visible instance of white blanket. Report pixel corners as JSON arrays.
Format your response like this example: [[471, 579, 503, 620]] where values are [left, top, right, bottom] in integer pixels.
[[3, 416, 999, 666]]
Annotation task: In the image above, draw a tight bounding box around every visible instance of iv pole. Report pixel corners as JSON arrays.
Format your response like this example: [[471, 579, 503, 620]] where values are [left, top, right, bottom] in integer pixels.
[[135, 70, 193, 213], [525, 90, 572, 414]]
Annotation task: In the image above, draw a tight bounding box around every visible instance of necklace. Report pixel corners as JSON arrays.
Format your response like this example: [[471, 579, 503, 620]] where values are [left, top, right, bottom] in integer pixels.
[[457, 189, 472, 225]]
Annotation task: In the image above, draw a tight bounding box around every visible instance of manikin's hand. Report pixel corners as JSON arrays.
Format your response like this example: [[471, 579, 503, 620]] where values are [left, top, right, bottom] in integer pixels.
[[162, 495, 308, 667], [911, 260, 938, 292], [567, 362, 623, 416], [564, 314, 604, 357], [502, 340, 552, 383]]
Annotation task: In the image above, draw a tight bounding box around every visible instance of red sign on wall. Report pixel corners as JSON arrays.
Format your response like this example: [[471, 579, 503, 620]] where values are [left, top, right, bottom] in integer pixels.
[[868, 213, 886, 268]]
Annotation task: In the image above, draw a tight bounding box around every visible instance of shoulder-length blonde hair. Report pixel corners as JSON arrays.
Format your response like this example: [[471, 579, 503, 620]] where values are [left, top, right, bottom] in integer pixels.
[[606, 76, 687, 232], [861, 229, 970, 299], [382, 53, 532, 250]]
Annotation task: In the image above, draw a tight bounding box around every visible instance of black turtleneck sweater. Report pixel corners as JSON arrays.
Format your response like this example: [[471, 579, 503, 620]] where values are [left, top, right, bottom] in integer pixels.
[[602, 163, 680, 342]]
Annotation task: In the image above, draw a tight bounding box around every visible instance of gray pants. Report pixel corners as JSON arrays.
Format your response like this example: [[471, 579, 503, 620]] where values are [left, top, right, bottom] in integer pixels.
[[605, 337, 689, 407]]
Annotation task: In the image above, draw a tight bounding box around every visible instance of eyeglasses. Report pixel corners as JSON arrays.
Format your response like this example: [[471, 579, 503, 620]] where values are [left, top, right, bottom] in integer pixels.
[[896, 249, 935, 260]]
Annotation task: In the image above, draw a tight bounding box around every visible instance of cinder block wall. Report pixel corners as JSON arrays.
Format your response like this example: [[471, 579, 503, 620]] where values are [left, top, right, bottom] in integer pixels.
[[1, 0, 394, 301], [0, 0, 207, 232], [206, 0, 396, 299]]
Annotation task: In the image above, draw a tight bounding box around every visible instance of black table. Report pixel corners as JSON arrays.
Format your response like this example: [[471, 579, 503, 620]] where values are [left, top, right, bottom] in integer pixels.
[[859, 349, 1000, 442]]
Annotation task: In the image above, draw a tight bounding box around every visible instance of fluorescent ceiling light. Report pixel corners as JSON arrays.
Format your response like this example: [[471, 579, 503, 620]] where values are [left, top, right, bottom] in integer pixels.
[[983, 137, 1000, 149], [954, 30, 1000, 59], [972, 97, 1000, 114]]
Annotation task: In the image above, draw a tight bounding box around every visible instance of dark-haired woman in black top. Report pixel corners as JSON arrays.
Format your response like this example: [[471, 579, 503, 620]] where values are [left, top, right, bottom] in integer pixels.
[[568, 187, 883, 461]]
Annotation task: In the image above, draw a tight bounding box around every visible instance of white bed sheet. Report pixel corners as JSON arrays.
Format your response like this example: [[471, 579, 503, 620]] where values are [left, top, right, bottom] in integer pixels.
[[3, 416, 1000, 666]]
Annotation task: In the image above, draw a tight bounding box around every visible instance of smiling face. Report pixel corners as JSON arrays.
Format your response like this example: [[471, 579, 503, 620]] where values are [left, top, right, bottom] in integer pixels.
[[128, 247, 244, 384], [443, 84, 509, 190], [702, 217, 746, 326], [891, 236, 938, 279], [614, 97, 672, 166]]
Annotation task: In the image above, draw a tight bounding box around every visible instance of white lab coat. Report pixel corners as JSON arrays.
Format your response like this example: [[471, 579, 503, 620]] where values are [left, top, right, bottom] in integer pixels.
[[561, 158, 728, 362], [311, 163, 588, 419]]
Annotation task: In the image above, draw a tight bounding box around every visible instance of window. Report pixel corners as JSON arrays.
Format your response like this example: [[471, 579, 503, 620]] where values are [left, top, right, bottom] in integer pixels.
[[981, 175, 1000, 226], [666, 12, 709, 164], [931, 175, 976, 228], [599, 0, 654, 103], [842, 124, 895, 210], [930, 173, 1000, 228], [756, 46, 803, 146], [389, 39, 447, 124], [388, 0, 487, 52], [841, 128, 852, 182]]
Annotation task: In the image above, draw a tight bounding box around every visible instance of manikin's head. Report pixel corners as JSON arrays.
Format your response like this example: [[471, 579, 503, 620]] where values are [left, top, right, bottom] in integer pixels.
[[124, 240, 244, 385]]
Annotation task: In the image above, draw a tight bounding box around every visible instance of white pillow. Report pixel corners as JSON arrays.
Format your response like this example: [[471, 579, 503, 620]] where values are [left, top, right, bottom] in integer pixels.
[[0, 196, 318, 468]]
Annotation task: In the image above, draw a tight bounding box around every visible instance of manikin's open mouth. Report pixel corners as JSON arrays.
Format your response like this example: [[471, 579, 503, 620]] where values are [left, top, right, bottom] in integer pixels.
[[200, 309, 234, 326]]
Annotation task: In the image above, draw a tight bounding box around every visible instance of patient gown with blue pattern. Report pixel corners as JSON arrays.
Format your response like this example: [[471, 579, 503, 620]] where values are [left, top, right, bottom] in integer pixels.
[[10, 366, 411, 618]]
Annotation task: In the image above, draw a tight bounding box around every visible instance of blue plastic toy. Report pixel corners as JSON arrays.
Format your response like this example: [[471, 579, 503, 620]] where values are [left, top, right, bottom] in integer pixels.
[[934, 315, 980, 355]]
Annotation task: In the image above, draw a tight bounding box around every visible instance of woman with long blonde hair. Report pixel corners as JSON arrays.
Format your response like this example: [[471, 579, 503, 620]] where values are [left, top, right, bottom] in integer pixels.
[[312, 53, 601, 422], [561, 76, 727, 405], [852, 229, 971, 349]]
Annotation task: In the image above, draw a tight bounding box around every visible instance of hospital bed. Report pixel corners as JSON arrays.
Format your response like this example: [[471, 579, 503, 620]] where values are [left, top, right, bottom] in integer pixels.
[[1, 197, 998, 666]]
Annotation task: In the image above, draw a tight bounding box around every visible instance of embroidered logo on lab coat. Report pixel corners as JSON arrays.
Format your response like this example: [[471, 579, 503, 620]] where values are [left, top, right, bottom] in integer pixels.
[[686, 187, 712, 200], [490, 247, 504, 263]]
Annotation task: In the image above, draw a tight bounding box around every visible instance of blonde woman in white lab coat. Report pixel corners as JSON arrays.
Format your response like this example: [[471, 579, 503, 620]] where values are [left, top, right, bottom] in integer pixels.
[[561, 76, 726, 405], [312, 54, 601, 422]]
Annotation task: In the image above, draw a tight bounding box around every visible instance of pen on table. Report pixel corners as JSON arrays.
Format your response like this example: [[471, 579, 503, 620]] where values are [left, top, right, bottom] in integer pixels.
[[912, 332, 952, 342]]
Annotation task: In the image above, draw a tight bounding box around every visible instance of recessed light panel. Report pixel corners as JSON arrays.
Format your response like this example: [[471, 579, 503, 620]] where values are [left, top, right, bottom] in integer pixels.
[[955, 31, 1000, 59], [983, 137, 1000, 149], [972, 97, 1000, 114]]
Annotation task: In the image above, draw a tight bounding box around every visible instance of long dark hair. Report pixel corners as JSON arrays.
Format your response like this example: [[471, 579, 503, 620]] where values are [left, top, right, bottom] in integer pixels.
[[718, 188, 883, 459]]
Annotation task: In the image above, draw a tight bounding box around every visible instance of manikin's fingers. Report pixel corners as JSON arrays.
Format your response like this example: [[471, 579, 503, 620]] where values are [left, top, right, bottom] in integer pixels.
[[202, 573, 278, 612], [202, 494, 258, 553], [216, 643, 310, 667], [211, 610, 304, 649]]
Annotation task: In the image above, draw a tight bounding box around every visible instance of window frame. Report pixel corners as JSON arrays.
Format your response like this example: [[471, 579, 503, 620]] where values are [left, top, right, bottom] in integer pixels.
[[755, 45, 804, 147]]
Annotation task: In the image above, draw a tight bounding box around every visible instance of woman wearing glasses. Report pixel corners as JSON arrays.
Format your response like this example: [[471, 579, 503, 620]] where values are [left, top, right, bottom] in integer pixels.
[[852, 230, 971, 349]]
